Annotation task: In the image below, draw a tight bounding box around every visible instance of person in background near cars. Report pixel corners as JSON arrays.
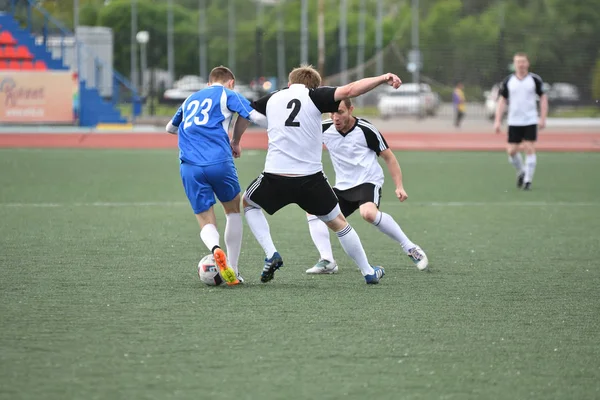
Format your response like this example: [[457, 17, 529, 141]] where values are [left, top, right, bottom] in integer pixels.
[[453, 82, 466, 128]]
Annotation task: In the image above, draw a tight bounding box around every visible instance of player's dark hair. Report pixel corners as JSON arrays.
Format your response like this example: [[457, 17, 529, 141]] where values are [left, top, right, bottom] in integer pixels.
[[342, 98, 352, 108], [209, 66, 235, 84], [288, 64, 322, 89]]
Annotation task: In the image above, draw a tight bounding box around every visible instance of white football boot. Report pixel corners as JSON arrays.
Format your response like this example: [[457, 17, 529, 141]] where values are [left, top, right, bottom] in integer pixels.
[[306, 259, 339, 274], [408, 246, 429, 271]]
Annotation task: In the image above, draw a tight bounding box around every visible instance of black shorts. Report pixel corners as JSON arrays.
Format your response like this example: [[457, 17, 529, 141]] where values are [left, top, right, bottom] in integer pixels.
[[508, 125, 537, 143], [245, 172, 339, 217], [334, 183, 382, 217]]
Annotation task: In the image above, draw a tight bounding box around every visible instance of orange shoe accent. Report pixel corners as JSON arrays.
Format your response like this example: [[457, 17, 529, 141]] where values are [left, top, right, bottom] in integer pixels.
[[213, 248, 228, 271], [213, 248, 240, 286]]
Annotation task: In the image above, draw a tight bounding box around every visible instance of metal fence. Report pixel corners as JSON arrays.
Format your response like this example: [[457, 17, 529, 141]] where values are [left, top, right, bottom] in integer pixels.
[[2, 0, 599, 121]]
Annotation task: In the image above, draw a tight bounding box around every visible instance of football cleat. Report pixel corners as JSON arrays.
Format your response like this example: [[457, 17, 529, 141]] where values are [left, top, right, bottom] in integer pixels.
[[212, 247, 240, 286], [523, 182, 532, 191], [408, 246, 429, 271], [261, 252, 283, 283], [365, 266, 385, 284], [517, 172, 525, 189], [306, 259, 339, 274]]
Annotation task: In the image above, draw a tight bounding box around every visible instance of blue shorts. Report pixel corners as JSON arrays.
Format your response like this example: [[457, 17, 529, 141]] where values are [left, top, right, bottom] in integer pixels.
[[180, 160, 241, 214]]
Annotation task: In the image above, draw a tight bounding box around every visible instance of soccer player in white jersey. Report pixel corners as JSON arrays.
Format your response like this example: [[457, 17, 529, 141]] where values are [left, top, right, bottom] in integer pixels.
[[494, 52, 548, 190], [305, 98, 428, 274], [232, 65, 402, 284]]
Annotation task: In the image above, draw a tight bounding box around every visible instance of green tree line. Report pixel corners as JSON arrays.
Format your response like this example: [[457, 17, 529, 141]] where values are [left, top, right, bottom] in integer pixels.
[[28, 0, 600, 99]]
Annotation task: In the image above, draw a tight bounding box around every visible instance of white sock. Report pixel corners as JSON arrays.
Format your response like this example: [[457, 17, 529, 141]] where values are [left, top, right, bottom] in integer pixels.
[[524, 154, 537, 183], [335, 224, 374, 276], [307, 214, 334, 262], [244, 206, 277, 258], [509, 153, 524, 175], [200, 224, 220, 253], [372, 211, 416, 254], [224, 213, 243, 274]]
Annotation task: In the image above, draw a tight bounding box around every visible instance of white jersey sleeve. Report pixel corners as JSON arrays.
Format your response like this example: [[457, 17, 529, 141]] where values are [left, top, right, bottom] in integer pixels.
[[357, 119, 389, 155]]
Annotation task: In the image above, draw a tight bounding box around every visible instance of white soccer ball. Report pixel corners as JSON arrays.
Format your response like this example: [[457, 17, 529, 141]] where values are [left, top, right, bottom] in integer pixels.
[[198, 254, 224, 286]]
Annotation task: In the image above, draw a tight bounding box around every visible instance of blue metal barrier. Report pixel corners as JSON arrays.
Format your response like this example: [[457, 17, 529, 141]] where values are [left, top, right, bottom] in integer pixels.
[[4, 0, 141, 123]]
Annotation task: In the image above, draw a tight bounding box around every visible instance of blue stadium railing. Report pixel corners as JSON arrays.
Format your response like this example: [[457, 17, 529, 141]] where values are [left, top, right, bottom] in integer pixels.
[[2, 0, 141, 125]]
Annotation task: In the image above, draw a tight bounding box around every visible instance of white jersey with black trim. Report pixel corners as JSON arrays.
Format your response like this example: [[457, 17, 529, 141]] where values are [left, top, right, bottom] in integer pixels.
[[499, 73, 545, 126], [250, 84, 341, 175], [322, 117, 389, 190]]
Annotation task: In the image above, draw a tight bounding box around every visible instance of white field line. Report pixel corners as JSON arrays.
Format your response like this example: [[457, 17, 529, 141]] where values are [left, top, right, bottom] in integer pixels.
[[0, 201, 599, 208], [385, 201, 600, 207], [0, 201, 189, 208]]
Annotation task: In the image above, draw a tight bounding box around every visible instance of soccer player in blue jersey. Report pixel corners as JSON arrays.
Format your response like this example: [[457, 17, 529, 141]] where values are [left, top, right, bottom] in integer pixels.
[[166, 66, 266, 286]]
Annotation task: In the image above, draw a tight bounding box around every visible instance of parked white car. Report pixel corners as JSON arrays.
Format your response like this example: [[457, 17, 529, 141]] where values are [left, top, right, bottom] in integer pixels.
[[163, 80, 260, 104], [174, 75, 206, 90], [547, 82, 580, 105], [164, 76, 207, 103], [377, 83, 440, 119]]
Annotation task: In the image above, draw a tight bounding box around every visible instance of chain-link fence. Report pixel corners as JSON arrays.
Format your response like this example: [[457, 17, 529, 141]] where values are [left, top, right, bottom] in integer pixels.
[[3, 0, 599, 122]]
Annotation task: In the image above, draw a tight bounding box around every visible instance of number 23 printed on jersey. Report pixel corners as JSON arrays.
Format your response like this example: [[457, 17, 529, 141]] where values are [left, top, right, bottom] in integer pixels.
[[184, 98, 213, 128]]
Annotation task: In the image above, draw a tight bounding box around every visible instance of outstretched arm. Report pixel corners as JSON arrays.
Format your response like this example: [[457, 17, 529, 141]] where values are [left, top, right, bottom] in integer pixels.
[[494, 79, 510, 133], [380, 149, 408, 202], [334, 73, 401, 101], [165, 121, 178, 134], [166, 105, 183, 134], [494, 96, 507, 134], [227, 90, 268, 128], [231, 116, 251, 158], [228, 90, 271, 158], [539, 94, 548, 129]]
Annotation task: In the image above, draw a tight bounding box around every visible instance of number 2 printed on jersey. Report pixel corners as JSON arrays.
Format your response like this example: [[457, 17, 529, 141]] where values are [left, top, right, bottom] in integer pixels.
[[285, 99, 301, 127]]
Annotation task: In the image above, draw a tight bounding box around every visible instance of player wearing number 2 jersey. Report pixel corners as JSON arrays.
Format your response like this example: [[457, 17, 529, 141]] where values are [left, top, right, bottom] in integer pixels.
[[166, 66, 266, 286], [231, 64, 402, 285]]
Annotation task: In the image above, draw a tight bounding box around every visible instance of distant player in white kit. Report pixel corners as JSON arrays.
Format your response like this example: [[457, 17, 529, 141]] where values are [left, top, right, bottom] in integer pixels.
[[494, 52, 548, 190], [305, 98, 428, 274], [232, 65, 402, 284]]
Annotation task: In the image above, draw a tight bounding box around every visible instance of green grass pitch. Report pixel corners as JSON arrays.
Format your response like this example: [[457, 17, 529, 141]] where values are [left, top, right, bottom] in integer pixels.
[[1, 149, 599, 400]]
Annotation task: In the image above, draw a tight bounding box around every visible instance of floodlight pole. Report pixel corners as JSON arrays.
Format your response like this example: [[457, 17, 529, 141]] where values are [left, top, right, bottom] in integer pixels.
[[228, 0, 236, 71], [300, 0, 308, 64], [277, 0, 286, 87], [130, 0, 138, 91], [339, 0, 348, 84], [375, 0, 383, 76], [411, 0, 420, 85], [199, 0, 207, 80], [167, 0, 175, 84]]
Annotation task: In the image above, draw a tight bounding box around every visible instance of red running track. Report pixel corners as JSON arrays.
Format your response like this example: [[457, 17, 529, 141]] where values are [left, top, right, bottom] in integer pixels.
[[0, 131, 599, 151]]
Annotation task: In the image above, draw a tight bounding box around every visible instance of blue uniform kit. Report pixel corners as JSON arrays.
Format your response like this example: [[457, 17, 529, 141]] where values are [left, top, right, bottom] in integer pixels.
[[170, 84, 254, 214]]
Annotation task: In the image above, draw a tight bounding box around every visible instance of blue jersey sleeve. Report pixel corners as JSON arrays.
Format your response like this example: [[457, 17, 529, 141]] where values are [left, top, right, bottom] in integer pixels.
[[226, 90, 254, 120], [171, 106, 183, 127]]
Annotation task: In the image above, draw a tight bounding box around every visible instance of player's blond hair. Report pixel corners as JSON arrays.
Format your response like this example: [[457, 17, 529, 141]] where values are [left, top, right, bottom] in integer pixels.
[[288, 64, 322, 89], [209, 66, 235, 84], [514, 52, 529, 60]]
